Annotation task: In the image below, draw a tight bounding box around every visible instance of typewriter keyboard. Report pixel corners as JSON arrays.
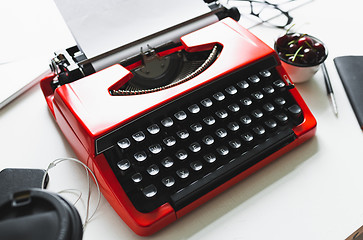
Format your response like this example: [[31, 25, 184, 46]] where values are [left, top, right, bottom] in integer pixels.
[[103, 57, 304, 213]]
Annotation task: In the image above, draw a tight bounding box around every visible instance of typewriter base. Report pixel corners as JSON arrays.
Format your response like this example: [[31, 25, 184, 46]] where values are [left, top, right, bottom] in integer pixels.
[[40, 18, 317, 236]]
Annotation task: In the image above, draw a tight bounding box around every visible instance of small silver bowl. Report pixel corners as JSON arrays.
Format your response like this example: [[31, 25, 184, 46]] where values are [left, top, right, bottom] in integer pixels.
[[275, 34, 328, 83]]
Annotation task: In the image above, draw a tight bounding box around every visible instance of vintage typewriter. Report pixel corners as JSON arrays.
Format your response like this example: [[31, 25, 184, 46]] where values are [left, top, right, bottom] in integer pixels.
[[40, 0, 316, 236]]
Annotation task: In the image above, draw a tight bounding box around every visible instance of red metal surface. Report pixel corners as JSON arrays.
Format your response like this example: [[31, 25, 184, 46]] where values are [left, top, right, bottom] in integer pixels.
[[49, 98, 176, 236], [52, 18, 274, 157], [40, 18, 316, 236]]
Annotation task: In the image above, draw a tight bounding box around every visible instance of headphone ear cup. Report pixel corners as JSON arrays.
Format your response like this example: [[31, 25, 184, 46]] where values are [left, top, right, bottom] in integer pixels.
[[0, 189, 83, 240], [56, 194, 84, 240]]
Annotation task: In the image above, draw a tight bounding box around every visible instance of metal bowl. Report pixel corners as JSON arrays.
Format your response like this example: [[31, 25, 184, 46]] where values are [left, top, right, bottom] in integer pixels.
[[274, 33, 328, 83]]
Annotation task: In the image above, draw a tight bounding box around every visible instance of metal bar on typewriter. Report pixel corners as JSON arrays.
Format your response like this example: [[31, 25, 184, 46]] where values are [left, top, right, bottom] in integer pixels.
[[50, 3, 240, 85]]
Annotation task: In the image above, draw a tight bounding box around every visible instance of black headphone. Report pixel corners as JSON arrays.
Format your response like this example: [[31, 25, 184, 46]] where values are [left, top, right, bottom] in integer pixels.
[[0, 169, 83, 240]]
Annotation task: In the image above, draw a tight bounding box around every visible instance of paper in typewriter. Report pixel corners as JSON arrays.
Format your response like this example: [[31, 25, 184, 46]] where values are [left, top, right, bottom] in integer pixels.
[[53, 0, 214, 69]]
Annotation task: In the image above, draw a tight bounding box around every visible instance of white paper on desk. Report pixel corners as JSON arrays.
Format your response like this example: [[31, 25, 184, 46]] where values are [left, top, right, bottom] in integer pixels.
[[53, 0, 212, 60], [0, 58, 51, 109]]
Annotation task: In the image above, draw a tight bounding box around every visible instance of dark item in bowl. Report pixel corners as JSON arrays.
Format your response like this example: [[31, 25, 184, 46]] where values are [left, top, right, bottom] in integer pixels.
[[275, 33, 327, 67]]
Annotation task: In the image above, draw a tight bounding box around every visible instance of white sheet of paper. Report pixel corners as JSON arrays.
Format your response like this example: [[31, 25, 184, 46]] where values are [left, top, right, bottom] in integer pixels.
[[0, 58, 51, 109], [0, 0, 74, 110], [53, 0, 212, 60]]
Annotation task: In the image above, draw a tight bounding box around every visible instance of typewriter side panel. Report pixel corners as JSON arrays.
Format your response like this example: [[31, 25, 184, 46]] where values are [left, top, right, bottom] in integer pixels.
[[275, 64, 317, 138]]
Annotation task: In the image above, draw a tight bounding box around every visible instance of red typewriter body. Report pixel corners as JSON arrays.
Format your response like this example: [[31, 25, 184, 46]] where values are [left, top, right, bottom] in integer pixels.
[[40, 18, 316, 236]]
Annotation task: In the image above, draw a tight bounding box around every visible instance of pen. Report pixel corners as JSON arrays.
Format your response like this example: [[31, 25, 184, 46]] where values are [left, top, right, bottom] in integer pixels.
[[321, 62, 338, 116]]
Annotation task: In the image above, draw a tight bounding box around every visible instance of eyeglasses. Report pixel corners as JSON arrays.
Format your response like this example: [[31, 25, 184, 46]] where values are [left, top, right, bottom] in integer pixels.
[[227, 0, 308, 29]]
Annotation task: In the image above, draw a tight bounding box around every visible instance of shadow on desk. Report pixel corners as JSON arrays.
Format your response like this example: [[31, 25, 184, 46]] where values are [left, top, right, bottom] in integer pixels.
[[294, 70, 330, 116]]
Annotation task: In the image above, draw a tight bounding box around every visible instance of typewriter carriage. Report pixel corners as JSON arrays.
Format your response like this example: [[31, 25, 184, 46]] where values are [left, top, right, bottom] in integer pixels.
[[48, 1, 240, 92], [111, 44, 221, 95]]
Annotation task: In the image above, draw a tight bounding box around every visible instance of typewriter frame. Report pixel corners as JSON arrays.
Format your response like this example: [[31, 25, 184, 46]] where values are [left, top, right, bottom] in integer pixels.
[[40, 18, 316, 236]]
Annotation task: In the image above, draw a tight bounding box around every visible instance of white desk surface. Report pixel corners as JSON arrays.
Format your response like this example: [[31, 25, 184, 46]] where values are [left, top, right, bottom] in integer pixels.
[[1, 0, 363, 239]]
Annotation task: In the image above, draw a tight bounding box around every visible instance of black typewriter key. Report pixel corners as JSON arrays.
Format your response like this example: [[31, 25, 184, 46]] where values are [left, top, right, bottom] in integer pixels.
[[274, 97, 286, 107], [251, 91, 264, 100], [163, 136, 176, 147], [188, 104, 200, 114], [117, 138, 131, 149], [248, 75, 260, 84], [161, 117, 173, 127], [131, 173, 143, 183], [177, 130, 189, 139], [263, 86, 275, 94], [142, 184, 157, 198], [174, 110, 187, 121], [213, 92, 225, 101], [240, 97, 252, 107], [275, 113, 289, 124], [162, 176, 175, 187], [240, 115, 252, 126], [241, 132, 254, 143], [147, 164, 160, 176], [200, 98, 213, 108], [215, 128, 227, 138], [176, 168, 190, 179], [228, 103, 240, 113], [132, 131, 145, 142], [237, 80, 249, 89], [264, 119, 277, 130], [227, 122, 240, 131], [117, 159, 131, 171], [229, 139, 242, 149], [203, 116, 216, 126], [190, 161, 203, 171], [251, 109, 264, 119], [259, 70, 271, 78], [263, 103, 275, 113], [147, 124, 160, 135], [203, 153, 217, 163], [189, 142, 202, 153], [134, 151, 147, 162], [161, 157, 174, 168], [273, 79, 286, 88], [202, 135, 214, 145], [190, 123, 203, 132], [176, 150, 188, 160], [216, 146, 229, 156], [225, 86, 238, 95], [253, 125, 266, 136], [288, 104, 302, 118], [148, 144, 162, 154], [229, 158, 236, 164], [215, 110, 228, 119]]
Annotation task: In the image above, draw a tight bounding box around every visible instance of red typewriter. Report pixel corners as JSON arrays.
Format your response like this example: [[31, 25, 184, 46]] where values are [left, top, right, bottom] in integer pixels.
[[40, 1, 316, 236]]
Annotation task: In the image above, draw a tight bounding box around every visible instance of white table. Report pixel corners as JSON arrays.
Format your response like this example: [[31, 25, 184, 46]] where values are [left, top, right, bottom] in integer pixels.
[[1, 0, 363, 239]]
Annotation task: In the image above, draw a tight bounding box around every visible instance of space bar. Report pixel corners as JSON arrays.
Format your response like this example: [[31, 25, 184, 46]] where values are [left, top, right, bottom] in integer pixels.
[[170, 127, 296, 211]]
